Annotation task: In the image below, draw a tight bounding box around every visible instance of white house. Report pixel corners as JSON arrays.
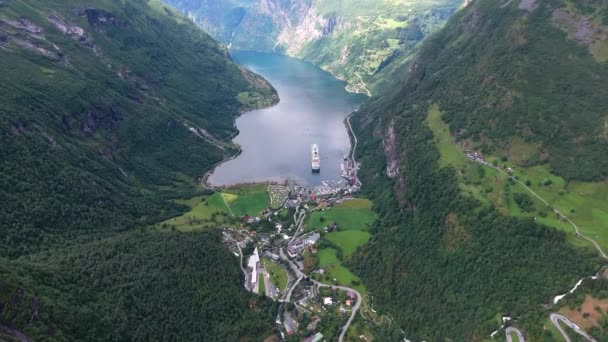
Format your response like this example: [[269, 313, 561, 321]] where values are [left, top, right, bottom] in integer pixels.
[[248, 247, 260, 288]]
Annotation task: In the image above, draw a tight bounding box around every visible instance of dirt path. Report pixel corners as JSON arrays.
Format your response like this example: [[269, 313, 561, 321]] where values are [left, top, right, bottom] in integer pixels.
[[221, 194, 235, 217]]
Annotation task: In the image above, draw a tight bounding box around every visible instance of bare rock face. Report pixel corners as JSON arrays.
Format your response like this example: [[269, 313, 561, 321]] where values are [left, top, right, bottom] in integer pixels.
[[47, 14, 99, 54], [383, 119, 400, 178], [48, 15, 86, 40], [518, 0, 537, 12], [552, 7, 608, 61], [0, 18, 63, 60], [1, 18, 44, 36]]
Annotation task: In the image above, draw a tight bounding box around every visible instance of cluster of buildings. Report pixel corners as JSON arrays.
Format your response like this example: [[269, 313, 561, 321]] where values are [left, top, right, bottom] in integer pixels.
[[287, 232, 321, 258]]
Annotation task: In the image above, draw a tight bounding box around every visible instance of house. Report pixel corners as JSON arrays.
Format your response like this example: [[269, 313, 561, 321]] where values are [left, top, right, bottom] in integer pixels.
[[306, 232, 320, 245], [312, 333, 324, 342], [323, 297, 333, 305], [348, 291, 356, 300], [345, 299, 352, 306]]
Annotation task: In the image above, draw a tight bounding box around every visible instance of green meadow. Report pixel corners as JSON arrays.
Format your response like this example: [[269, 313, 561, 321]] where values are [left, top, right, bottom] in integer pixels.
[[262, 258, 288, 292], [427, 104, 608, 252], [325, 231, 371, 257], [222, 184, 270, 217], [315, 248, 366, 295], [162, 194, 230, 232], [306, 198, 376, 232]]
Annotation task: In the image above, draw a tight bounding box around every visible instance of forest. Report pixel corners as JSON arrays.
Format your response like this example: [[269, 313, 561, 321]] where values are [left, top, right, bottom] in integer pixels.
[[0, 0, 277, 339], [1, 231, 278, 340]]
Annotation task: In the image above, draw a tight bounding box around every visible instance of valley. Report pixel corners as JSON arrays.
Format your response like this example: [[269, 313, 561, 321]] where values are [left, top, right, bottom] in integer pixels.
[[2, 0, 608, 341], [163, 0, 463, 95]]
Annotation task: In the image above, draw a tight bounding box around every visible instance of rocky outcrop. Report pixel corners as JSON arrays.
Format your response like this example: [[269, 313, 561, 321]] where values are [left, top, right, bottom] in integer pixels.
[[47, 14, 99, 54], [0, 18, 62, 60], [552, 9, 608, 45], [0, 18, 44, 37], [383, 119, 400, 178], [552, 7, 608, 61]]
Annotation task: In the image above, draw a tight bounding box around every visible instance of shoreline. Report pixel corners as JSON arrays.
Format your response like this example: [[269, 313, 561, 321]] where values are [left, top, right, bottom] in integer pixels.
[[201, 96, 280, 190], [203, 52, 364, 191]]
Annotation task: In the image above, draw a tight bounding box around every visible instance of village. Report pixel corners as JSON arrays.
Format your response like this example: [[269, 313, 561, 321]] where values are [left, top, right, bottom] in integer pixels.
[[220, 178, 367, 342]]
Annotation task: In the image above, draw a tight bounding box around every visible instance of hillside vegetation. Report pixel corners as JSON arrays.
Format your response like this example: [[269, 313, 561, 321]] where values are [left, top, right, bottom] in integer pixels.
[[162, 0, 462, 94], [350, 0, 607, 339], [0, 0, 277, 339]]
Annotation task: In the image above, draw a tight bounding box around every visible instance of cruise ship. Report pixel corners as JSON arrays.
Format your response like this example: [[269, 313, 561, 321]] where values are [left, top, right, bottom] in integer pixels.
[[311, 144, 320, 173]]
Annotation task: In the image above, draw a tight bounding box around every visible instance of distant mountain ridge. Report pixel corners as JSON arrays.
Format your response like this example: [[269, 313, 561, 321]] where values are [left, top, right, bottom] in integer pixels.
[[163, 0, 462, 94]]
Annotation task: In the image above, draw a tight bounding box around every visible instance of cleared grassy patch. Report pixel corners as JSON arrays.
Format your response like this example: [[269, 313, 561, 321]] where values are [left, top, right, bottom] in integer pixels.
[[162, 193, 230, 232], [426, 104, 608, 252], [316, 248, 366, 295], [325, 230, 371, 257], [318, 248, 340, 267], [258, 273, 265, 294], [221, 184, 270, 217], [262, 258, 288, 292], [306, 198, 376, 232], [426, 103, 467, 168]]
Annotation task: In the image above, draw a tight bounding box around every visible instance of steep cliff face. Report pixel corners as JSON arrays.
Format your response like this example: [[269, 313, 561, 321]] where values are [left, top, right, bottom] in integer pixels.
[[163, 0, 462, 94]]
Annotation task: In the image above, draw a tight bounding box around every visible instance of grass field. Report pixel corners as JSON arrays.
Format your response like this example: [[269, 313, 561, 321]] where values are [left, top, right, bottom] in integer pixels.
[[262, 258, 288, 292], [427, 104, 608, 252], [310, 199, 377, 295], [306, 198, 376, 232], [318, 248, 340, 266], [162, 193, 230, 232], [258, 273, 265, 294], [221, 184, 270, 217], [316, 248, 367, 295], [325, 231, 372, 257]]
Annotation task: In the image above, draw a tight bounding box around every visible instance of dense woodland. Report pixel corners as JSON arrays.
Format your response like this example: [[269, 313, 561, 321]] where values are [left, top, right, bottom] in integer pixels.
[[398, 0, 608, 181], [350, 0, 605, 339], [0, 0, 277, 339]]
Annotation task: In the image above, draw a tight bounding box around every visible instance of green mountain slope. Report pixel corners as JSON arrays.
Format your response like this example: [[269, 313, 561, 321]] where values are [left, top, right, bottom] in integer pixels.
[[0, 0, 277, 340], [162, 0, 462, 95], [350, 0, 607, 339]]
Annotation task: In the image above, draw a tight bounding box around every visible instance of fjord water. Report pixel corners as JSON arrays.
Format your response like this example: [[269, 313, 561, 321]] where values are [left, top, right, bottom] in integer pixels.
[[208, 51, 366, 186]]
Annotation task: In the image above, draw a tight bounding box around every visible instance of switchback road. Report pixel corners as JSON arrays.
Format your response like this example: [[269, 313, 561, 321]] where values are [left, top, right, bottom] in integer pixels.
[[550, 313, 597, 342]]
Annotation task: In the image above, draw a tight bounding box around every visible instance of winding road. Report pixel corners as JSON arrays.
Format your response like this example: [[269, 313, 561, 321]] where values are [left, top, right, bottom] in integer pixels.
[[505, 327, 525, 342], [550, 313, 597, 342], [346, 114, 362, 187], [225, 233, 250, 291], [279, 207, 362, 342]]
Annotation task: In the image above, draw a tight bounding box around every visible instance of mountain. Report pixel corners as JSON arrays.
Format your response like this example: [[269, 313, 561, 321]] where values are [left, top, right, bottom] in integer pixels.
[[349, 0, 607, 339], [163, 0, 462, 94], [0, 0, 277, 340]]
